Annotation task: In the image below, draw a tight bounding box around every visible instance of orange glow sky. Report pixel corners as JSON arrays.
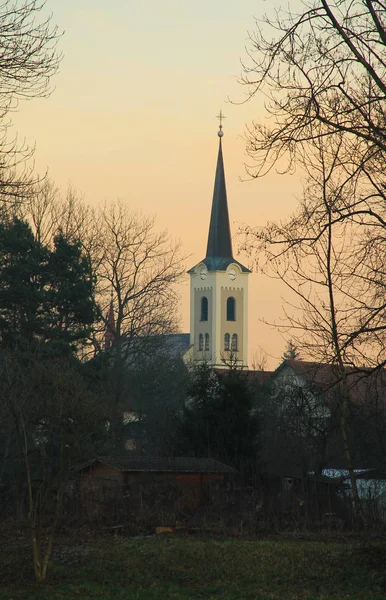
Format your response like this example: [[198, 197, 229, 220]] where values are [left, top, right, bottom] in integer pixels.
[[11, 1, 305, 370]]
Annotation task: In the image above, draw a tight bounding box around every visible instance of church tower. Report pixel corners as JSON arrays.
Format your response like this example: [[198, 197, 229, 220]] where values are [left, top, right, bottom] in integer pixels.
[[188, 119, 251, 367]]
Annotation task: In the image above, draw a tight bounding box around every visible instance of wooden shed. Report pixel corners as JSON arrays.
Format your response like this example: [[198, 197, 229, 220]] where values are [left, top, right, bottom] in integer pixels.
[[74, 456, 236, 519]]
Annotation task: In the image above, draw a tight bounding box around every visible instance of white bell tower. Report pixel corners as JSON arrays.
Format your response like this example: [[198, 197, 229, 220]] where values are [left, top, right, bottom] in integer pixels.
[[188, 117, 251, 367]]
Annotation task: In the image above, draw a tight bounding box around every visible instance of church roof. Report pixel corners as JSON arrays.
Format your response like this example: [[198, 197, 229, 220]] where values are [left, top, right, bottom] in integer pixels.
[[188, 128, 250, 274], [197, 256, 250, 273], [163, 333, 191, 358]]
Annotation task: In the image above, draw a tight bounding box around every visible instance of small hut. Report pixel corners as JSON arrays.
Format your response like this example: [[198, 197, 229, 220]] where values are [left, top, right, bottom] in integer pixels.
[[74, 456, 236, 519]]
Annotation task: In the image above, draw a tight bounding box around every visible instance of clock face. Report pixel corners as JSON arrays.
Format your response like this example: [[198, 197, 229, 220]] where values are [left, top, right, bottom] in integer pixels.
[[228, 267, 237, 281], [199, 267, 208, 280]]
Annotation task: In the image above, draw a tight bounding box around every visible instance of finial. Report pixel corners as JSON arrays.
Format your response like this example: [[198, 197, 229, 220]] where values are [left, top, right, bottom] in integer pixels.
[[216, 109, 225, 137]]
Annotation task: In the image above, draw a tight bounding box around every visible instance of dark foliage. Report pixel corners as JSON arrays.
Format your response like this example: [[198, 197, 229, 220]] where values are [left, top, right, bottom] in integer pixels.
[[128, 350, 189, 456], [176, 364, 260, 471], [0, 217, 97, 355]]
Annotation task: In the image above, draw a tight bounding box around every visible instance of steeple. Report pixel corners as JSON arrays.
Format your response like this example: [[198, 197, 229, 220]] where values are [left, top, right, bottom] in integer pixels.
[[187, 115, 251, 368], [205, 128, 233, 260], [187, 115, 250, 275]]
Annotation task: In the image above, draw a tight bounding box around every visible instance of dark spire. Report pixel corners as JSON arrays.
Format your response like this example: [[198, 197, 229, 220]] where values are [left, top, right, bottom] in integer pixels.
[[205, 123, 233, 260], [187, 116, 251, 275]]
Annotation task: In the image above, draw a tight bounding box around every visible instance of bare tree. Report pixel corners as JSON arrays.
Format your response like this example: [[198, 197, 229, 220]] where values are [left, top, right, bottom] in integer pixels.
[[1, 351, 106, 582], [240, 2, 386, 515], [24, 178, 98, 257], [240, 1, 386, 305], [95, 201, 184, 346], [242, 130, 386, 513], [14, 184, 186, 434], [261, 374, 341, 478], [93, 201, 185, 410], [0, 1, 59, 103], [20, 189, 185, 369], [0, 1, 61, 202], [250, 347, 269, 371], [22, 178, 60, 244], [241, 1, 386, 177]]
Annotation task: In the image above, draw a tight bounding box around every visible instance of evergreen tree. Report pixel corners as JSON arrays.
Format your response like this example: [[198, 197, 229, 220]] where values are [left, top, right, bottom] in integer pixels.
[[177, 364, 260, 471], [129, 351, 189, 456], [44, 233, 97, 354], [0, 218, 48, 348], [282, 340, 300, 360], [0, 217, 97, 354]]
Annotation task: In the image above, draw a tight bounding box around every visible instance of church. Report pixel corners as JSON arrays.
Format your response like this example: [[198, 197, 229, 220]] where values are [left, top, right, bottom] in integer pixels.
[[183, 121, 251, 368], [104, 120, 251, 369], [101, 121, 386, 490]]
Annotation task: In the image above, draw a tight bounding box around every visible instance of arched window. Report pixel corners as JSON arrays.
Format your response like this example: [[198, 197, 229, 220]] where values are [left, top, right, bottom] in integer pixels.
[[224, 333, 230, 351], [231, 333, 238, 351], [227, 297, 235, 321], [205, 333, 210, 351], [198, 333, 204, 351], [201, 296, 208, 321]]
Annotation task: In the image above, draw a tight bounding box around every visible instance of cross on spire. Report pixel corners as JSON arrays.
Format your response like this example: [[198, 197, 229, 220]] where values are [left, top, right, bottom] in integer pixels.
[[206, 115, 232, 260], [216, 110, 226, 136]]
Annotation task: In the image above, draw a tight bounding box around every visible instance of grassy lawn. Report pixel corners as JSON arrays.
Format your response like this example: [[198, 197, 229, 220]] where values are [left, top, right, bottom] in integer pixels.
[[1, 532, 385, 599]]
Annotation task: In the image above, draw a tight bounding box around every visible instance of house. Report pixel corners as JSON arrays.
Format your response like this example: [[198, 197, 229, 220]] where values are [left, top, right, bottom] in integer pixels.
[[269, 358, 386, 407], [73, 456, 236, 520], [261, 359, 386, 479]]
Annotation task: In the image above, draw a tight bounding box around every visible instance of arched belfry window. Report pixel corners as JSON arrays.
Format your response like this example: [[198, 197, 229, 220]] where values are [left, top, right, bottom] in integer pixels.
[[205, 333, 210, 351], [201, 296, 208, 321], [231, 333, 238, 351], [224, 333, 230, 351], [198, 334, 204, 351], [227, 297, 235, 321]]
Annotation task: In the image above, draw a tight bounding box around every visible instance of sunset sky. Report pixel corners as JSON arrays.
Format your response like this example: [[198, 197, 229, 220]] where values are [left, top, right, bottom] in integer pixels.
[[12, 1, 304, 370]]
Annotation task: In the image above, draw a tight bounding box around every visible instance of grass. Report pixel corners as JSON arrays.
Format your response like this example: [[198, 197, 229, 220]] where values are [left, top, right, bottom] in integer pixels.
[[1, 531, 385, 599]]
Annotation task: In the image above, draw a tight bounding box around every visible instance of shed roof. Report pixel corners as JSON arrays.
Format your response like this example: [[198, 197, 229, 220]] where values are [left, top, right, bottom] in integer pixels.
[[74, 456, 237, 474]]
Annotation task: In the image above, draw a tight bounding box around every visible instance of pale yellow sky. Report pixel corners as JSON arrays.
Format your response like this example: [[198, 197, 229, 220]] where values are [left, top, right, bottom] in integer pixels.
[[11, 0, 304, 370]]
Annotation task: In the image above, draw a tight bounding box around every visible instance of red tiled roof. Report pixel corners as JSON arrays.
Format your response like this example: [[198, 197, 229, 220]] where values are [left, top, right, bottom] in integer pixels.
[[214, 368, 273, 385], [275, 359, 386, 409]]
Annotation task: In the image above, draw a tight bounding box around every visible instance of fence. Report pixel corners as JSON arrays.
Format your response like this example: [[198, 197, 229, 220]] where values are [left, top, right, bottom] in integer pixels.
[[2, 472, 385, 532]]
